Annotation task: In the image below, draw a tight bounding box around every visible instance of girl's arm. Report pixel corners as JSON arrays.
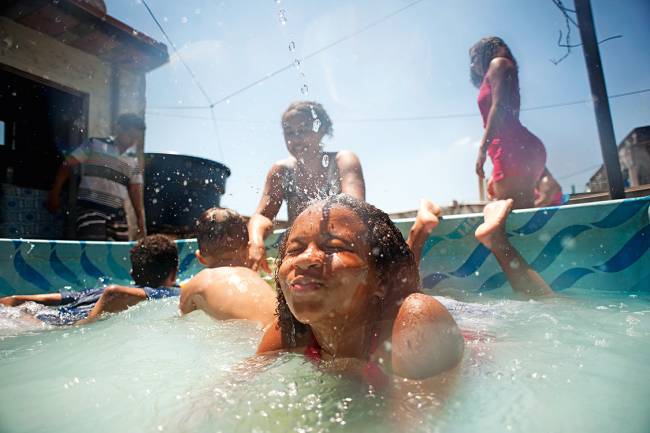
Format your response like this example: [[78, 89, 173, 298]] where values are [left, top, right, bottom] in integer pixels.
[[391, 293, 464, 379], [248, 164, 286, 272], [476, 57, 517, 178], [336, 150, 365, 200], [256, 317, 284, 354]]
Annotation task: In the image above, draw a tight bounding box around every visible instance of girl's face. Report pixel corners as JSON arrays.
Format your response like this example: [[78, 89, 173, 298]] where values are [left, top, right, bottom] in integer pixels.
[[469, 48, 484, 82], [282, 110, 325, 161], [278, 204, 381, 326]]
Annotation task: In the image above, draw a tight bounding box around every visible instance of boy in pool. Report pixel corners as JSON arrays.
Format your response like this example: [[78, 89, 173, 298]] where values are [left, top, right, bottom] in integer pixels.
[[0, 234, 180, 325], [179, 208, 276, 327]]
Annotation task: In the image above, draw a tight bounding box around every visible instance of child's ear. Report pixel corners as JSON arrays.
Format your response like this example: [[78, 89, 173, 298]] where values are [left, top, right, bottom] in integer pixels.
[[195, 250, 207, 266]]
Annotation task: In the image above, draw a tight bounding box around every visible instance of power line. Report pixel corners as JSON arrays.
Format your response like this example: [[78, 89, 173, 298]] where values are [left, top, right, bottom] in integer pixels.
[[338, 87, 650, 123], [141, 0, 225, 159], [141, 0, 213, 106], [146, 87, 650, 123], [148, 0, 428, 111], [556, 163, 603, 181]]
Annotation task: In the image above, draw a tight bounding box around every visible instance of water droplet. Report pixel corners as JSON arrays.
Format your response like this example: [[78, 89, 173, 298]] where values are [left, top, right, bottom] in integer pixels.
[[300, 84, 308, 94], [312, 118, 321, 132], [293, 58, 301, 70], [278, 9, 287, 25], [181, 17, 188, 24], [54, 16, 62, 23], [288, 41, 295, 52]]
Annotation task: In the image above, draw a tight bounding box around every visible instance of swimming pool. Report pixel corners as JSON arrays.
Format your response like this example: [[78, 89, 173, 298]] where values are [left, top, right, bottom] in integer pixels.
[[0, 197, 649, 432], [1, 196, 648, 297], [1, 289, 648, 433]]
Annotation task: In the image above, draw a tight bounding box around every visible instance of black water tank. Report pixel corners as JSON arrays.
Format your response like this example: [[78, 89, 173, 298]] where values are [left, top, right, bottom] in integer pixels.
[[144, 152, 230, 236]]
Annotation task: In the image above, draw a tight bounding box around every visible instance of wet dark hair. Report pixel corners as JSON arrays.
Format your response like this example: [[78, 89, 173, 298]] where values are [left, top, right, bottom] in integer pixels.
[[116, 113, 146, 131], [275, 194, 420, 347], [282, 100, 333, 137], [130, 234, 178, 287], [196, 207, 248, 256], [469, 36, 518, 88]]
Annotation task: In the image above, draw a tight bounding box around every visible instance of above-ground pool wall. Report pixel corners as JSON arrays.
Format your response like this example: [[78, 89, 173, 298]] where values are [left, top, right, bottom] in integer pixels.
[[0, 239, 203, 296], [0, 197, 648, 296], [411, 196, 650, 295]]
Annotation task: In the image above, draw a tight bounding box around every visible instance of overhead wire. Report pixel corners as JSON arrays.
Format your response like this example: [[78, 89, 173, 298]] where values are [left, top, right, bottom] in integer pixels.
[[141, 0, 225, 158], [148, 0, 428, 111], [146, 87, 650, 123]]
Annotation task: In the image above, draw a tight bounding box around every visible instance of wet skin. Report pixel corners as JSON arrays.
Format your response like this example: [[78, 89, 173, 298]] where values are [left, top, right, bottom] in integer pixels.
[[279, 204, 380, 332]]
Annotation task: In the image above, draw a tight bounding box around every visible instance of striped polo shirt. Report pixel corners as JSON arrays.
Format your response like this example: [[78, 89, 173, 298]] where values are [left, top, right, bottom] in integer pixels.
[[70, 137, 143, 210]]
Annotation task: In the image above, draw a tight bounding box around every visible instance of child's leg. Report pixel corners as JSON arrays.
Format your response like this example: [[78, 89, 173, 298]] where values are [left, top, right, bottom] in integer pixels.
[[0, 293, 63, 307], [407, 199, 442, 265], [475, 199, 553, 298]]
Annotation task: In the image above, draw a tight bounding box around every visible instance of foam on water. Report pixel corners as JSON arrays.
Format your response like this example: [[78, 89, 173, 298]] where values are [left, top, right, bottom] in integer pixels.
[[1, 291, 649, 433]]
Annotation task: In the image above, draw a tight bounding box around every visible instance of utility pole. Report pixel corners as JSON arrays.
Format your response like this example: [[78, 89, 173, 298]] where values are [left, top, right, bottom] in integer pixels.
[[574, 0, 625, 199]]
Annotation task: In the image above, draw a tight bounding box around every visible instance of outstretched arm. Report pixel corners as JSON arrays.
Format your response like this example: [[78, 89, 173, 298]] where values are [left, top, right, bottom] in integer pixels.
[[406, 199, 442, 265], [475, 199, 553, 298], [76, 285, 147, 324], [0, 293, 63, 307]]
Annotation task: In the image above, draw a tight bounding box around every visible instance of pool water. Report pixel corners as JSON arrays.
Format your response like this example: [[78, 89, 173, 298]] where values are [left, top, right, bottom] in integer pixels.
[[1, 289, 649, 433]]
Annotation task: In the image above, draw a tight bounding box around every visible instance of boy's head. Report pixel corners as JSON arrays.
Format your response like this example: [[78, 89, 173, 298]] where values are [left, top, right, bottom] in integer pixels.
[[195, 207, 248, 268], [114, 113, 146, 150], [130, 234, 178, 287]]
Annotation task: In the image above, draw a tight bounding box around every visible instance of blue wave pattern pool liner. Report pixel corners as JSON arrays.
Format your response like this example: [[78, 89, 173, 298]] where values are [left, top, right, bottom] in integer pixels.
[[0, 196, 648, 296]]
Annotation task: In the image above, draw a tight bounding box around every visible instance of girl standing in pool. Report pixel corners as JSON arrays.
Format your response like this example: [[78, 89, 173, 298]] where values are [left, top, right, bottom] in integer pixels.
[[470, 36, 562, 208], [247, 101, 365, 272]]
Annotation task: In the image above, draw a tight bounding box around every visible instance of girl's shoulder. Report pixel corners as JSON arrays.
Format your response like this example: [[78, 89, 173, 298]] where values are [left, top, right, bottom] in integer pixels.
[[390, 293, 464, 379]]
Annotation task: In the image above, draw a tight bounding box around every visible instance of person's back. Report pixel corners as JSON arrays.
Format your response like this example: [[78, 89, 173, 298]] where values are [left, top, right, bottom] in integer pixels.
[[179, 208, 276, 327]]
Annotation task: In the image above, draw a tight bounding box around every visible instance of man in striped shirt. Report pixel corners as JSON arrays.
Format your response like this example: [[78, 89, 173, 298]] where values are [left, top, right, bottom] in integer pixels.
[[47, 113, 146, 241]]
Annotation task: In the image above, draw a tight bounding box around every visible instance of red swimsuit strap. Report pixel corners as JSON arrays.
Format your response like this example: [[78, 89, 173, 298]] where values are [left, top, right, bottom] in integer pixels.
[[304, 328, 390, 389]]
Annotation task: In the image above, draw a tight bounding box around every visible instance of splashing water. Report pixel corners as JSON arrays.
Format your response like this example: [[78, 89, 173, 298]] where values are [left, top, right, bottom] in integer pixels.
[[278, 9, 287, 25]]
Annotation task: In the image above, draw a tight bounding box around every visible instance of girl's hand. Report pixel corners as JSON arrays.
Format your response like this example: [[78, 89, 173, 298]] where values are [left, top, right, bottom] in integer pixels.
[[475, 150, 487, 178], [248, 243, 271, 273]]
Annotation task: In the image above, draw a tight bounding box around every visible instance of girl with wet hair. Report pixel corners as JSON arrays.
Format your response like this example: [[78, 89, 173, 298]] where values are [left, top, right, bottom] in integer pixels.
[[257, 194, 464, 383], [247, 101, 366, 272], [470, 37, 562, 208]]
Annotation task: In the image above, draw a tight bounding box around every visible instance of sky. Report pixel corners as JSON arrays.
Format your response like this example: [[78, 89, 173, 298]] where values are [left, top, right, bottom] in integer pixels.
[[108, 0, 650, 217]]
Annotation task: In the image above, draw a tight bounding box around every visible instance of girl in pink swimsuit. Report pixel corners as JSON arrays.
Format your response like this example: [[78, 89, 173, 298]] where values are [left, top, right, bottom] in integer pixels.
[[470, 36, 561, 208]]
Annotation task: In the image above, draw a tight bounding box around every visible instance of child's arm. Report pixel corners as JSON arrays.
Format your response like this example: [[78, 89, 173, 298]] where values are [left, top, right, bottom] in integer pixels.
[[336, 150, 366, 200], [0, 293, 63, 307], [76, 285, 147, 324], [127, 183, 146, 238], [406, 199, 442, 265], [475, 200, 553, 298], [248, 164, 286, 272]]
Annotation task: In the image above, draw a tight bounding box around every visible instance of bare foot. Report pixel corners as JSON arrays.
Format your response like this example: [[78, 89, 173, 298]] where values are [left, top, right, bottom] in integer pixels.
[[415, 199, 442, 234], [475, 199, 513, 251], [534, 169, 562, 207]]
